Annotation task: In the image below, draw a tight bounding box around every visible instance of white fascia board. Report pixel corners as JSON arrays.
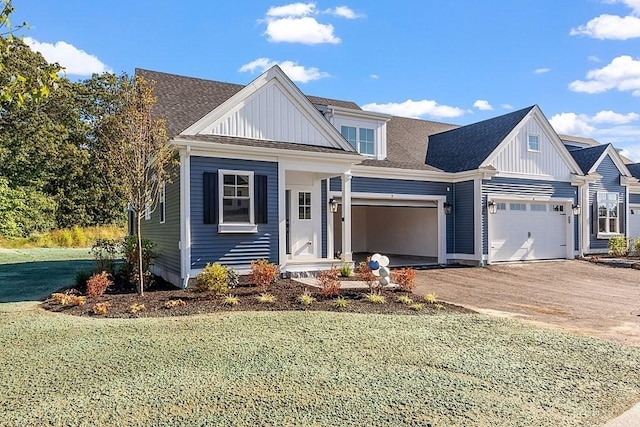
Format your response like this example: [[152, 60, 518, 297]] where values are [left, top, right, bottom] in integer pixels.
[[329, 191, 446, 202], [181, 66, 355, 152], [350, 165, 496, 183], [621, 176, 640, 187], [493, 171, 569, 182], [330, 105, 392, 121], [486, 193, 574, 203], [588, 145, 633, 176]]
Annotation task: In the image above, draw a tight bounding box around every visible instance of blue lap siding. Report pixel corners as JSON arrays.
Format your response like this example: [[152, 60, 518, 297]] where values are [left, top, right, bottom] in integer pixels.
[[589, 155, 626, 250], [630, 193, 640, 204], [190, 156, 279, 269], [481, 177, 579, 255], [452, 181, 475, 254]]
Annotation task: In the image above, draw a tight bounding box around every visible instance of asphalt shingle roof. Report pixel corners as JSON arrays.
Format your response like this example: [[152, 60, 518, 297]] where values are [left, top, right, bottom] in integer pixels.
[[625, 163, 640, 179], [559, 134, 600, 147], [425, 106, 535, 173], [568, 144, 609, 174]]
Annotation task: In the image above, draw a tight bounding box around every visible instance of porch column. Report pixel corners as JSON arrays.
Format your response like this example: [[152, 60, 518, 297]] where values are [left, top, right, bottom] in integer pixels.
[[341, 172, 352, 262]]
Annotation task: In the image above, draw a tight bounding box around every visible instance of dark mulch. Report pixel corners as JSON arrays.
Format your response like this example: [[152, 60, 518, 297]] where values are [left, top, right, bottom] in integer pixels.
[[41, 278, 473, 318]]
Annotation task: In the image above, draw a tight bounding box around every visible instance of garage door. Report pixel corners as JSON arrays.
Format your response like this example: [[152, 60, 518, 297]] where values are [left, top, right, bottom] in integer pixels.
[[629, 206, 640, 242], [490, 201, 567, 262]]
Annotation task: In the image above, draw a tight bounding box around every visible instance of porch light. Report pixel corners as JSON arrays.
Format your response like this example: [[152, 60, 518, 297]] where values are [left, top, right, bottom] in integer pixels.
[[329, 198, 339, 213], [487, 200, 498, 215], [572, 204, 581, 216], [444, 202, 453, 215]]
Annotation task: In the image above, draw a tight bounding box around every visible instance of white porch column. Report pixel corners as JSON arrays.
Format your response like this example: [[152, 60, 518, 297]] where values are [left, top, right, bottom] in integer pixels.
[[341, 172, 352, 262]]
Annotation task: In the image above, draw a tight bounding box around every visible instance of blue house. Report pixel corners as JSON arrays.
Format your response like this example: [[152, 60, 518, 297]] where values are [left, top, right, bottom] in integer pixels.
[[137, 66, 640, 287]]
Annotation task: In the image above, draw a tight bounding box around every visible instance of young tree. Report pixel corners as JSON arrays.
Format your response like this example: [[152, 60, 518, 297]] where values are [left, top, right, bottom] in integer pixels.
[[104, 75, 172, 295]]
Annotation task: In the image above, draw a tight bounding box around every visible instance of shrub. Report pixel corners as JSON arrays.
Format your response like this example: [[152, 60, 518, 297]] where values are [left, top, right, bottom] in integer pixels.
[[298, 290, 316, 305], [392, 268, 417, 292], [365, 292, 386, 304], [396, 295, 414, 305], [222, 295, 240, 306], [226, 268, 240, 289], [317, 266, 341, 297], [334, 296, 349, 308], [355, 260, 377, 289], [121, 236, 156, 290], [163, 299, 186, 309], [93, 302, 110, 315], [249, 260, 280, 289], [50, 292, 86, 307], [608, 235, 628, 257], [409, 303, 424, 311], [86, 271, 112, 298], [634, 238, 640, 254], [130, 303, 146, 314], [424, 293, 437, 304], [74, 270, 93, 290], [257, 293, 277, 304], [194, 263, 231, 294], [91, 238, 121, 274], [339, 262, 352, 277]]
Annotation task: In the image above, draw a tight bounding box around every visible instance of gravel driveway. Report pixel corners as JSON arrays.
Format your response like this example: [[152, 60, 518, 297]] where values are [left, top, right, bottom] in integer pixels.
[[414, 260, 640, 346]]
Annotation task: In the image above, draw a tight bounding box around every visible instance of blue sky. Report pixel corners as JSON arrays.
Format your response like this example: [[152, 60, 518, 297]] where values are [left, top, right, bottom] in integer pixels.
[[13, 0, 640, 160]]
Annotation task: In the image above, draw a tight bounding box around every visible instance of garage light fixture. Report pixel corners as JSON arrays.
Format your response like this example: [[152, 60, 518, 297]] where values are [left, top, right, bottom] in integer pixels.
[[444, 202, 453, 215], [487, 200, 498, 215], [329, 198, 339, 213], [572, 204, 581, 216]]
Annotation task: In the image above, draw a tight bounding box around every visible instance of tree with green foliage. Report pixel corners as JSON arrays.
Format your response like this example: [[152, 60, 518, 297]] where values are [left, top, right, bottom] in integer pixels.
[[102, 75, 173, 295], [0, 177, 55, 237]]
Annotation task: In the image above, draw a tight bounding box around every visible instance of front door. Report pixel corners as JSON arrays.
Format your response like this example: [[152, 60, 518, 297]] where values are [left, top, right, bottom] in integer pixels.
[[290, 186, 315, 257]]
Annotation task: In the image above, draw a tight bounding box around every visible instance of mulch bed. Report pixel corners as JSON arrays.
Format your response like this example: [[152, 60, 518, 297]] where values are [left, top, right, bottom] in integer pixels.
[[41, 278, 473, 318]]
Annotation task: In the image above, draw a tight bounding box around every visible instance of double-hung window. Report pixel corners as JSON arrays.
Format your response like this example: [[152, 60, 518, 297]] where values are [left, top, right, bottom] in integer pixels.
[[597, 192, 619, 234], [528, 134, 540, 151], [220, 171, 254, 226]]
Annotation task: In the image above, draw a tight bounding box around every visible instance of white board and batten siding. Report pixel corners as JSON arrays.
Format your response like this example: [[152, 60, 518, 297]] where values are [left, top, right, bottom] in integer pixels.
[[490, 119, 573, 181], [203, 79, 334, 148]]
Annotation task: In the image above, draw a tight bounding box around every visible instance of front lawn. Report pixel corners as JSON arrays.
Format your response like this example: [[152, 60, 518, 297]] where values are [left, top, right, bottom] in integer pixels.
[[0, 309, 638, 426]]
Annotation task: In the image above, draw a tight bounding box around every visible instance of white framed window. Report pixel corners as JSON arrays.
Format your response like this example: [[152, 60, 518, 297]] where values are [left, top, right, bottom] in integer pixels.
[[218, 170, 256, 233], [359, 128, 375, 155], [159, 181, 166, 224], [597, 192, 619, 235], [527, 134, 540, 152], [510, 203, 527, 211], [496, 202, 507, 211], [298, 191, 311, 220], [340, 126, 357, 149], [531, 204, 547, 212]]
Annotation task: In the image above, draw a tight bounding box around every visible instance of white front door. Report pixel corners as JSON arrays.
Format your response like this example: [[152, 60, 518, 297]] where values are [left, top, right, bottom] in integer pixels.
[[290, 186, 315, 257]]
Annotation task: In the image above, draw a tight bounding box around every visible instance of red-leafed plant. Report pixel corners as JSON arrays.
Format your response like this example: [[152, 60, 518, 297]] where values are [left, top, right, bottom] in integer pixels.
[[392, 268, 417, 292], [317, 266, 341, 297], [355, 260, 377, 290], [86, 271, 112, 298], [249, 259, 280, 290]]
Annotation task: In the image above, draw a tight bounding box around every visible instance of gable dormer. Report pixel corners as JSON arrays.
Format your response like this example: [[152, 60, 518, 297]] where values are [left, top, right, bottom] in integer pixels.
[[326, 106, 391, 161]]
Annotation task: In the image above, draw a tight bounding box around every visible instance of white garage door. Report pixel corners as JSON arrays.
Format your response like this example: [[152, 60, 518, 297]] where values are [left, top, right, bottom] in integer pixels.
[[490, 201, 567, 262], [629, 206, 640, 242]]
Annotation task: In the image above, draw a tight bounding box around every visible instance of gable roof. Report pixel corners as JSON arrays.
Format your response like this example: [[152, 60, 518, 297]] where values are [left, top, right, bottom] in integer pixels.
[[425, 106, 535, 173], [559, 134, 600, 147], [568, 144, 609, 174], [136, 68, 361, 137], [627, 163, 640, 179]]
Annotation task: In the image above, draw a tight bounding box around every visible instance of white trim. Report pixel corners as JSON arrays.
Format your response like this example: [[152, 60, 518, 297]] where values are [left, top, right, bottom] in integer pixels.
[[595, 191, 620, 235], [341, 172, 352, 262], [437, 200, 446, 264], [329, 191, 445, 202], [218, 169, 255, 230], [328, 105, 392, 120], [494, 171, 571, 182], [350, 165, 498, 183], [278, 165, 287, 267], [179, 149, 191, 287], [326, 179, 335, 259], [587, 145, 632, 176], [486, 193, 573, 203], [527, 133, 540, 152], [447, 253, 481, 261], [159, 181, 166, 224]]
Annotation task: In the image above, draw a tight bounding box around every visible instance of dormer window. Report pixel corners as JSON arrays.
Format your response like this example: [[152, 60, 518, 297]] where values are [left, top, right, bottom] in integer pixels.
[[341, 125, 375, 155]]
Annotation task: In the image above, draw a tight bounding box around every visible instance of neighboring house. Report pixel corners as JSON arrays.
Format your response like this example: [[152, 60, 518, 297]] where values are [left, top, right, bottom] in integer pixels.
[[137, 66, 640, 287]]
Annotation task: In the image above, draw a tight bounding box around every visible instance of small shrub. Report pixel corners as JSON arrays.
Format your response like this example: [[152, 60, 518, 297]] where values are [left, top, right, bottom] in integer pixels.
[[392, 268, 417, 292], [163, 299, 186, 309], [130, 303, 146, 313], [396, 295, 414, 305], [424, 293, 437, 304], [91, 238, 121, 274], [50, 292, 86, 307], [334, 296, 349, 308], [86, 271, 112, 298], [317, 266, 341, 297], [93, 302, 110, 315], [222, 295, 240, 306], [257, 293, 277, 304], [633, 237, 640, 254], [608, 235, 628, 257], [226, 268, 240, 289], [409, 303, 424, 311], [339, 262, 352, 277], [249, 260, 280, 290], [121, 236, 156, 290], [365, 292, 386, 304], [194, 263, 230, 295], [74, 270, 93, 290], [355, 260, 377, 289], [298, 290, 316, 305]]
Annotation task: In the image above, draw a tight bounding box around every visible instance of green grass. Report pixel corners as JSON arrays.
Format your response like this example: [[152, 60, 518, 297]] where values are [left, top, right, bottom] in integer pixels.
[[0, 309, 638, 426], [0, 248, 95, 302]]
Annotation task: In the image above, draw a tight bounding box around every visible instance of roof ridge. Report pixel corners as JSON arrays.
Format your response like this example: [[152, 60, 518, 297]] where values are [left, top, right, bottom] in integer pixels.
[[136, 68, 245, 89]]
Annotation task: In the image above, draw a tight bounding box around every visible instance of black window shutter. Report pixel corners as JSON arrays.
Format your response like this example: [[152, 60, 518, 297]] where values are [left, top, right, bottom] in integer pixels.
[[619, 201, 625, 234], [254, 175, 268, 224], [203, 172, 218, 224]]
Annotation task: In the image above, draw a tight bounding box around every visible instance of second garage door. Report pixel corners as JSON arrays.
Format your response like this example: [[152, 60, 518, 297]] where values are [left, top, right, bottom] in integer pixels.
[[490, 201, 567, 262]]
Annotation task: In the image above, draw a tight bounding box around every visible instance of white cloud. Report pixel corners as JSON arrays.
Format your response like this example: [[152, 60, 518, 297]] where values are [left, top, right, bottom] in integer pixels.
[[603, 0, 640, 15], [550, 112, 597, 135], [370, 74, 379, 79], [569, 55, 640, 95], [324, 6, 363, 18], [570, 14, 640, 40], [23, 37, 109, 76], [501, 104, 514, 110], [588, 55, 602, 62], [362, 99, 465, 119], [266, 2, 316, 17], [239, 57, 329, 83], [591, 110, 640, 124], [534, 68, 551, 74], [473, 99, 493, 111]]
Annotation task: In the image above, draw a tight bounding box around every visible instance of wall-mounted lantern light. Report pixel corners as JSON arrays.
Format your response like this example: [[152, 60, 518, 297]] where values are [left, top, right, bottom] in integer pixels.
[[572, 204, 581, 216], [329, 198, 339, 213], [444, 202, 453, 215], [487, 200, 498, 215]]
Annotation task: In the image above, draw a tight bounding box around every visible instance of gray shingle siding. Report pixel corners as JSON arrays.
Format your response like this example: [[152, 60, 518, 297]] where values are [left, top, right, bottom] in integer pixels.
[[190, 156, 279, 269], [453, 181, 475, 255], [140, 162, 181, 279], [589, 155, 625, 250], [482, 177, 578, 255]]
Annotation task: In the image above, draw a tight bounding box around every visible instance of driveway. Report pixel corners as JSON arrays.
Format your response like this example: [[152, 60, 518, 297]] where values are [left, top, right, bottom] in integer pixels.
[[414, 260, 640, 346]]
